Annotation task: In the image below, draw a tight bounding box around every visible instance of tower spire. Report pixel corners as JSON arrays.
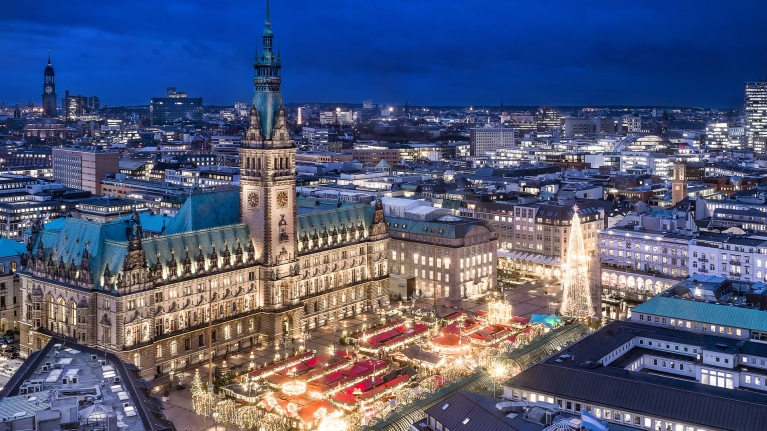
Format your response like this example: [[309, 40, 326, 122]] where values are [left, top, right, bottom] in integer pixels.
[[48, 49, 51, 64], [265, 0, 271, 25]]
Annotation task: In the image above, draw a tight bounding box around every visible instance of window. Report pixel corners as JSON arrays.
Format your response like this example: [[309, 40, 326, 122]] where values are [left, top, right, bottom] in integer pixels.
[[171, 340, 177, 355]]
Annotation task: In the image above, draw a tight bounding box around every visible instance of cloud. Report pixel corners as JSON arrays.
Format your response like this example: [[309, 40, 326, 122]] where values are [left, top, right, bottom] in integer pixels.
[[1, 0, 765, 107]]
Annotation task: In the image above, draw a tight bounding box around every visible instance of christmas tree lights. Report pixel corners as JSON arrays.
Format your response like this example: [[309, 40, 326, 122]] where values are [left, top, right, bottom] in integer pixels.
[[560, 205, 593, 318]]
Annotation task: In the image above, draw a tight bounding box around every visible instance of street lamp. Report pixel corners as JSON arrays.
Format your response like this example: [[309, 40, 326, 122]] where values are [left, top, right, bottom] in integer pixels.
[[169, 369, 175, 392], [249, 351, 255, 370], [491, 365, 503, 401]]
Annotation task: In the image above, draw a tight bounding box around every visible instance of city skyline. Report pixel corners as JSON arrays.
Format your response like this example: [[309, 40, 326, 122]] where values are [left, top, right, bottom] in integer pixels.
[[2, 0, 766, 108]]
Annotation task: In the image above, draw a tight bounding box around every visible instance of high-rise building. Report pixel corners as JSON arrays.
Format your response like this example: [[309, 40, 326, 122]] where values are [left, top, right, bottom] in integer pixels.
[[52, 147, 119, 194], [86, 96, 100, 111], [64, 90, 84, 121], [149, 87, 202, 125], [41, 52, 57, 118], [363, 99, 373, 109], [18, 3, 390, 379], [705, 122, 732, 149], [469, 127, 516, 156], [745, 80, 767, 153]]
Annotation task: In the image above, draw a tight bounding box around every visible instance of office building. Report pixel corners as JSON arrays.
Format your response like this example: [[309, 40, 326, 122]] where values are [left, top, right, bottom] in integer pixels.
[[503, 276, 767, 431], [19, 6, 390, 381], [464, 200, 604, 279], [319, 109, 355, 125], [87, 96, 100, 111], [746, 80, 767, 153], [705, 122, 733, 149], [150, 87, 203, 125], [469, 128, 516, 156], [0, 238, 24, 332], [63, 91, 99, 120], [563, 117, 622, 139], [52, 147, 119, 194], [385, 198, 497, 301]]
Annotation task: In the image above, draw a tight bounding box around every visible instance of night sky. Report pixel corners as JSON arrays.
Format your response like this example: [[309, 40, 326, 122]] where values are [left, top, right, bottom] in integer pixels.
[[3, 0, 766, 108]]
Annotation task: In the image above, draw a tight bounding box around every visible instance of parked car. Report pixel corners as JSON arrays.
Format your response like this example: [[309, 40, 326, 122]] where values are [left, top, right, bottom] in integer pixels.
[[3, 335, 13, 343]]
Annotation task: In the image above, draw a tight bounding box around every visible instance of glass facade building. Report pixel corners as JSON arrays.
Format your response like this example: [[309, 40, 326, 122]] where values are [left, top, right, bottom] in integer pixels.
[[150, 96, 203, 125], [745, 81, 767, 153]]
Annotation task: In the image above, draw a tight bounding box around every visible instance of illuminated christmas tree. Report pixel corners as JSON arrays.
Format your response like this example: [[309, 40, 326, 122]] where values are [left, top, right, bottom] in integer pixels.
[[191, 369, 204, 396], [560, 205, 593, 318]]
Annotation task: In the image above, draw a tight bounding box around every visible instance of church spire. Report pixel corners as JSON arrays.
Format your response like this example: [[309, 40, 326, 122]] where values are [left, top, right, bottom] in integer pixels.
[[247, 0, 284, 142], [48, 49, 51, 64]]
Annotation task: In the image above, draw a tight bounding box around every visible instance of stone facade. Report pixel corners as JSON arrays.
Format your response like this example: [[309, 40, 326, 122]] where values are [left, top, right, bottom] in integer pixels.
[[387, 216, 496, 300], [16, 8, 389, 381]]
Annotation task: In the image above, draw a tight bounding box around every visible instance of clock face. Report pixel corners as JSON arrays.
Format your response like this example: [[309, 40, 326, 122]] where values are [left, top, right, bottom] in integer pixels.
[[247, 192, 259, 208], [674, 185, 680, 190], [44, 86, 52, 94], [276, 191, 289, 208]]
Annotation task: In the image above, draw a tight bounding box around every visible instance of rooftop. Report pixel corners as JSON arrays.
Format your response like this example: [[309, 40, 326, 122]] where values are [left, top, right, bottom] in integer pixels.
[[0, 338, 172, 431], [632, 279, 767, 331], [504, 320, 767, 431]]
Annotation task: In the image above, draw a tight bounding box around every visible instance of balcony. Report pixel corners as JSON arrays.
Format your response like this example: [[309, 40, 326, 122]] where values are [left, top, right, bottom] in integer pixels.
[[699, 257, 709, 262]]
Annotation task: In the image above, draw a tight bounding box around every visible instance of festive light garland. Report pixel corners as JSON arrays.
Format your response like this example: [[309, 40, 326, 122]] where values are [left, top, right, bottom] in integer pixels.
[[560, 205, 594, 318], [281, 380, 307, 397]]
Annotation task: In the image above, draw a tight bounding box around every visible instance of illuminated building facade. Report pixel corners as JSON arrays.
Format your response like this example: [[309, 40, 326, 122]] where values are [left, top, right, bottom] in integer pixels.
[[17, 4, 389, 380]]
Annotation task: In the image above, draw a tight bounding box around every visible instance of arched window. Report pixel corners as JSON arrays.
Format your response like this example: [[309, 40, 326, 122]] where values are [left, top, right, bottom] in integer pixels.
[[69, 301, 76, 326], [57, 298, 66, 323], [224, 325, 231, 340], [47, 296, 55, 320]]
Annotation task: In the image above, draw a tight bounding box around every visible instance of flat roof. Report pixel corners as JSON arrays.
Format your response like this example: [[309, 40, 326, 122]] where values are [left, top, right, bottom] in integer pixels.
[[504, 320, 767, 431]]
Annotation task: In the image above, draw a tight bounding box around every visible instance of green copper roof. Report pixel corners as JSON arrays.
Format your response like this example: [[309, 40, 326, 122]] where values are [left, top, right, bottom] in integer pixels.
[[632, 295, 767, 333], [385, 216, 491, 240], [32, 216, 252, 290], [43, 218, 67, 231], [118, 212, 172, 234], [162, 189, 240, 236], [252, 0, 282, 140], [296, 201, 374, 255], [0, 238, 26, 259]]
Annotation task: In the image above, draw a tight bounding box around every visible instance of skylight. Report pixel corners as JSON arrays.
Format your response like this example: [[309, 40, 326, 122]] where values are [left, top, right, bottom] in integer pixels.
[[462, 418, 470, 424], [442, 403, 449, 410]]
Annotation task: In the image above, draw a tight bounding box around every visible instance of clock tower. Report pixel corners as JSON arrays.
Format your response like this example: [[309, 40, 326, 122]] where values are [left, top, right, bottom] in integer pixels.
[[42, 51, 57, 118], [240, 0, 298, 311], [671, 160, 687, 205]]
